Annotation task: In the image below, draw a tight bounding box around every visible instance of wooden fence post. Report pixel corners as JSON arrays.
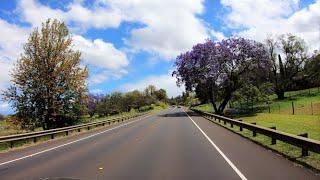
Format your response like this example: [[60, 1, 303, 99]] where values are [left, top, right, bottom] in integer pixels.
[[251, 123, 257, 137], [298, 133, 309, 157], [239, 120, 243, 131], [270, 126, 276, 145], [292, 101, 294, 115]]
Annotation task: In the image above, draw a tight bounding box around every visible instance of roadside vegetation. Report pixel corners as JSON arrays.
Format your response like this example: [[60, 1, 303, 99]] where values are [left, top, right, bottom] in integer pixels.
[[192, 86, 320, 166], [0, 19, 169, 137], [0, 104, 166, 152], [193, 89, 320, 140], [172, 33, 320, 170], [192, 88, 320, 170]]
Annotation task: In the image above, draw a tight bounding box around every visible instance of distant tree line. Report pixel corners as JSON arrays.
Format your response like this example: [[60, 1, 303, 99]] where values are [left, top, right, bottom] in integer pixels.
[[84, 85, 168, 118], [173, 34, 320, 114]]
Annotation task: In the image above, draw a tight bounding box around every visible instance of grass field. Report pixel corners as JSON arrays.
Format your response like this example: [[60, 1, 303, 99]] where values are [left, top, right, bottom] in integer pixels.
[[242, 114, 320, 140], [193, 88, 320, 170], [211, 120, 320, 171], [254, 87, 320, 115]]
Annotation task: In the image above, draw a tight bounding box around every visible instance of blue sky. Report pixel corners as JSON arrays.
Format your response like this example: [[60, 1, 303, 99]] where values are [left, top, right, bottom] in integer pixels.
[[0, 0, 319, 114]]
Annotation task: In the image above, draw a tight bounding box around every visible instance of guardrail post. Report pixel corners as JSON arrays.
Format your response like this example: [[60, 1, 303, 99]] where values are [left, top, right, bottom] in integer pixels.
[[223, 120, 226, 125], [88, 126, 90, 130], [251, 123, 257, 137], [51, 134, 54, 139], [269, 127, 276, 144], [218, 118, 221, 123], [238, 120, 243, 131], [33, 137, 37, 143], [10, 141, 13, 148], [230, 123, 233, 128], [298, 133, 309, 157], [78, 128, 81, 132], [66, 131, 69, 136]]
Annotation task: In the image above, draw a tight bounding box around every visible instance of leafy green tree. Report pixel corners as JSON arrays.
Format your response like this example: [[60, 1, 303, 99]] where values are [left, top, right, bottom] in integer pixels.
[[173, 38, 269, 114], [3, 19, 88, 130], [144, 85, 156, 96], [266, 34, 308, 99], [109, 92, 125, 114], [154, 89, 168, 102], [124, 90, 143, 110], [304, 52, 320, 87]]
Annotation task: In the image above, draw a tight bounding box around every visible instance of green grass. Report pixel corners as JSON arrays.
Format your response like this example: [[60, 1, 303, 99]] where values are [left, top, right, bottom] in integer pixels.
[[193, 88, 320, 170], [193, 103, 213, 112], [258, 87, 320, 115], [242, 113, 320, 140], [0, 104, 168, 137], [268, 93, 320, 115], [194, 103, 320, 139], [0, 105, 168, 152], [214, 121, 320, 170], [193, 89, 320, 171]]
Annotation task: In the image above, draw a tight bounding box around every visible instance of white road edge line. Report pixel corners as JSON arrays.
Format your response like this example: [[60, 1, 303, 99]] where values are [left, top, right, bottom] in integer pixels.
[[183, 109, 247, 180], [0, 113, 155, 167]]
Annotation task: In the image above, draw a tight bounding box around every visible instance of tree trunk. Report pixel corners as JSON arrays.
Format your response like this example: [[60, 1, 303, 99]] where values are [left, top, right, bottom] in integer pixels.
[[217, 95, 231, 115], [209, 92, 218, 113]]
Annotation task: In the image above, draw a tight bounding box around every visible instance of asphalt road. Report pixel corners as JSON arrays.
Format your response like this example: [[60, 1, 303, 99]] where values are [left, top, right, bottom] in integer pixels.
[[0, 107, 318, 180]]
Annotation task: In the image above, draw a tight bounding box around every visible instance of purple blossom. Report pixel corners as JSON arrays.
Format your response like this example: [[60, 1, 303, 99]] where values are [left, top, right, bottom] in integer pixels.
[[173, 37, 269, 114]]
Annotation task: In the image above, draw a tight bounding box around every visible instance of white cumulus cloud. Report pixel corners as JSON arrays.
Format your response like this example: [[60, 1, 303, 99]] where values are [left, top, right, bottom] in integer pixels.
[[17, 0, 211, 60], [73, 35, 129, 70], [0, 19, 29, 90], [221, 0, 320, 51]]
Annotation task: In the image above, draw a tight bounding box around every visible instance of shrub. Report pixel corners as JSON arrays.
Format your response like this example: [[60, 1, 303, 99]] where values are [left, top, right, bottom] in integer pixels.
[[139, 105, 154, 112]]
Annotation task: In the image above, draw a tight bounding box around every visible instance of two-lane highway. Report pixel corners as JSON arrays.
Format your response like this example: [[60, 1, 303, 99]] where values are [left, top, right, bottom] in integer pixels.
[[0, 107, 318, 179]]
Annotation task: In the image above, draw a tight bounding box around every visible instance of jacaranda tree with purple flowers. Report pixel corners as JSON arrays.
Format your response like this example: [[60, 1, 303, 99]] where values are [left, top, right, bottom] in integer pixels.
[[173, 37, 269, 114], [84, 94, 101, 117]]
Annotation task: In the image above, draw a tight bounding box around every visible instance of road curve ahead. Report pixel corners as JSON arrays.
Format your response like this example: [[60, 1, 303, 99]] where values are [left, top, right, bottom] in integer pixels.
[[0, 107, 318, 180]]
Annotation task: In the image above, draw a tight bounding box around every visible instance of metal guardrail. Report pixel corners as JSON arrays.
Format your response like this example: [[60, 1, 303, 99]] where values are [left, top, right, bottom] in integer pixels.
[[191, 109, 320, 156], [0, 112, 148, 148]]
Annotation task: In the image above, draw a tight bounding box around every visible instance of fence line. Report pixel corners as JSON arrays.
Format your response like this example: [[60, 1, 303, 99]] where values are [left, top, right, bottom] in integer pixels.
[[192, 109, 320, 157]]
